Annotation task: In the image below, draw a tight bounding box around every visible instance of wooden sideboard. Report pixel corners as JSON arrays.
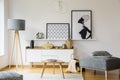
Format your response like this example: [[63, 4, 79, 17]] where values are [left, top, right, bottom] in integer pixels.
[[25, 48, 74, 63]]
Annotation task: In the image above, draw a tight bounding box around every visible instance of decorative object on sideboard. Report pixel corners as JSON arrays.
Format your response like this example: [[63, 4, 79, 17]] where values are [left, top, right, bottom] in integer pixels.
[[30, 40, 34, 48], [36, 32, 44, 39], [46, 23, 70, 40], [41, 42, 54, 49], [8, 19, 25, 69], [62, 44, 67, 49], [65, 39, 73, 49], [71, 10, 92, 40]]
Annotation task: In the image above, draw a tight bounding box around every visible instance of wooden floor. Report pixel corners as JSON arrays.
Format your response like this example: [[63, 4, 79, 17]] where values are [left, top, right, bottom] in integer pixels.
[[0, 66, 120, 80]]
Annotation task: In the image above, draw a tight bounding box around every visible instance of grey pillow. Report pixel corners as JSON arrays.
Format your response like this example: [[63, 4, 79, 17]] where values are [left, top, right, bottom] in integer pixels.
[[92, 51, 112, 57]]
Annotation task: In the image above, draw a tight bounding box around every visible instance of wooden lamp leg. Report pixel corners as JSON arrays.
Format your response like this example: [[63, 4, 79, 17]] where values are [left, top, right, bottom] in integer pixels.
[[16, 31, 18, 69], [9, 30, 23, 69], [17, 31, 23, 68], [9, 31, 16, 69]]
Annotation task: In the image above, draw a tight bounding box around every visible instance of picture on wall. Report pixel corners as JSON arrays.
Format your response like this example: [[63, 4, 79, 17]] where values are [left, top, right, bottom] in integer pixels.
[[46, 23, 70, 40], [71, 10, 92, 40]]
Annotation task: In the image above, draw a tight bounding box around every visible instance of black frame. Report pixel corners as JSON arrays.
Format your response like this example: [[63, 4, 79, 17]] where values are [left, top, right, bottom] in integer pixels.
[[46, 23, 70, 40], [71, 10, 92, 40]]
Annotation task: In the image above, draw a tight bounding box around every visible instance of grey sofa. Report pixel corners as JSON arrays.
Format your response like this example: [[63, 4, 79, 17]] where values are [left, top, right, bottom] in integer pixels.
[[80, 51, 120, 80], [0, 71, 23, 80]]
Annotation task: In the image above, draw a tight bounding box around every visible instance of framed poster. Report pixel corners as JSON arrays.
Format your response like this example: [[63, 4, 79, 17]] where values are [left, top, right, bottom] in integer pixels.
[[71, 10, 92, 40], [46, 23, 70, 40]]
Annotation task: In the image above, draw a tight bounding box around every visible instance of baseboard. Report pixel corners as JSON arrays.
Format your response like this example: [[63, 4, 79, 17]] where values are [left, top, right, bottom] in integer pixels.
[[0, 65, 9, 71], [5, 65, 68, 68], [9, 65, 68, 68], [0, 64, 68, 70]]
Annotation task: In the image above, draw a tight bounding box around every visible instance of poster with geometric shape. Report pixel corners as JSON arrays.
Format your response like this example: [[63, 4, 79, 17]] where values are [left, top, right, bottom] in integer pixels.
[[46, 23, 70, 40], [71, 10, 92, 40]]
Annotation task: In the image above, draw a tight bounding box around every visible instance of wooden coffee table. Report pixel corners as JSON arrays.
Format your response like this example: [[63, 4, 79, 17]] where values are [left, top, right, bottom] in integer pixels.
[[41, 60, 65, 79]]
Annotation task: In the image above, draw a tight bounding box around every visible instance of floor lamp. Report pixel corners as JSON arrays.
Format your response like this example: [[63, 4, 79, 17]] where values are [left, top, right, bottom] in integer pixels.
[[8, 19, 25, 69]]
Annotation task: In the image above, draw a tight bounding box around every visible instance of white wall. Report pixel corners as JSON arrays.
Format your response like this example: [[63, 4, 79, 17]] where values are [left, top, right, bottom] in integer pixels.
[[0, 0, 9, 68], [8, 0, 120, 65]]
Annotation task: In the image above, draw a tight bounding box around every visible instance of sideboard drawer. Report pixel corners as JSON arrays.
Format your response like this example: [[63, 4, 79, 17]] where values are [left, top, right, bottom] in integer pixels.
[[26, 49, 74, 62]]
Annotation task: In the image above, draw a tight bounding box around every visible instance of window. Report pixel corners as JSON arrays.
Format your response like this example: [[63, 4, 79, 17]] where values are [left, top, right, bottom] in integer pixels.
[[0, 0, 4, 55]]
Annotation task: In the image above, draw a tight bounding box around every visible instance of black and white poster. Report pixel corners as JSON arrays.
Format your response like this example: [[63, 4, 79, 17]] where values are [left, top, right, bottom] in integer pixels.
[[71, 10, 92, 40]]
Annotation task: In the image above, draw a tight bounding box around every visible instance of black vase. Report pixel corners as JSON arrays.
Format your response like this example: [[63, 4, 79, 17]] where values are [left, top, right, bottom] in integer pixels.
[[30, 40, 34, 48]]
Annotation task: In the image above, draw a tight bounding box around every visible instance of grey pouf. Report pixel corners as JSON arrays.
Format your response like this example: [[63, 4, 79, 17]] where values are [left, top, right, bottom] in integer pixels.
[[80, 56, 120, 70], [0, 71, 23, 80], [80, 51, 120, 80]]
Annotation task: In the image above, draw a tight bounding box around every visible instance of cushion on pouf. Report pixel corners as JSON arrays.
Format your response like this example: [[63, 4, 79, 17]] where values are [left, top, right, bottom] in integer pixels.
[[92, 51, 112, 57], [0, 71, 23, 80]]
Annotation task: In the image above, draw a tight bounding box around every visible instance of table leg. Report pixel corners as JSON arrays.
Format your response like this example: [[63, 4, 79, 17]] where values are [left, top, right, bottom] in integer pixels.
[[119, 69, 120, 79], [53, 62, 55, 74], [94, 70, 96, 75], [41, 63, 47, 78], [81, 67, 85, 80], [30, 62, 33, 68], [59, 63, 65, 79], [105, 70, 108, 80]]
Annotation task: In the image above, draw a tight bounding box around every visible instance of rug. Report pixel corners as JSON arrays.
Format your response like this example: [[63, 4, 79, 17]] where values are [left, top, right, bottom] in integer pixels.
[[23, 73, 83, 80]]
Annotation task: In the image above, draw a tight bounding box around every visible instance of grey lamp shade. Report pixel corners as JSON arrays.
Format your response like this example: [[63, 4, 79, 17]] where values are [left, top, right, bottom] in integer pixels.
[[8, 19, 25, 30]]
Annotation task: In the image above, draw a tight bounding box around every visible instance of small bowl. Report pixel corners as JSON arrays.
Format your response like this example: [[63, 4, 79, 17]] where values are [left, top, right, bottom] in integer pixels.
[[46, 59, 57, 62]]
